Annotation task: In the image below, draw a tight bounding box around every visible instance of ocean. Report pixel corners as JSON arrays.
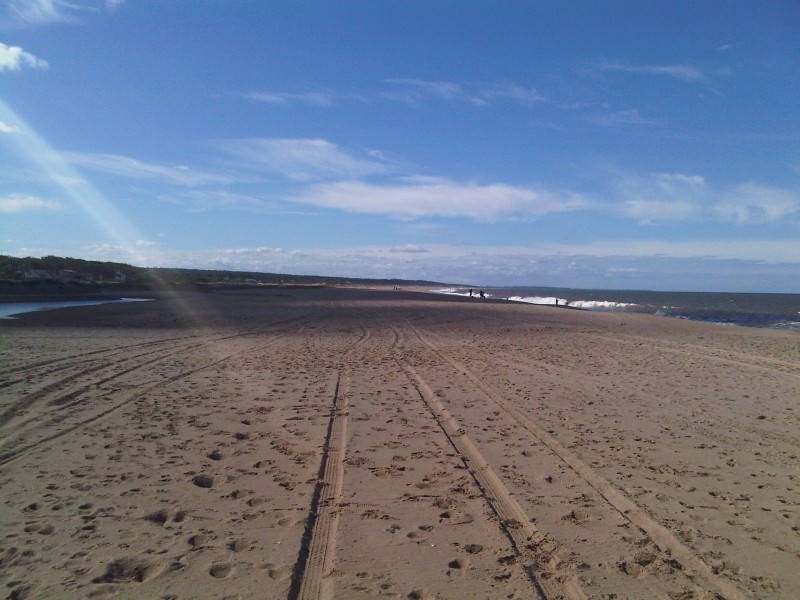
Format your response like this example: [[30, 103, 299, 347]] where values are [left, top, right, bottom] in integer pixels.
[[434, 287, 800, 331]]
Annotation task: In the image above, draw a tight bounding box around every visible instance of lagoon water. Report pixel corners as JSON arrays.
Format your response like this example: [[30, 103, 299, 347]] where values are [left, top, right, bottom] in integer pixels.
[[0, 298, 152, 319]]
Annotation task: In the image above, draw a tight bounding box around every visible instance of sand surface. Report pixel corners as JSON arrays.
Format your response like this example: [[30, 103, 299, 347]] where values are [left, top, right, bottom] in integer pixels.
[[1, 286, 798, 599]]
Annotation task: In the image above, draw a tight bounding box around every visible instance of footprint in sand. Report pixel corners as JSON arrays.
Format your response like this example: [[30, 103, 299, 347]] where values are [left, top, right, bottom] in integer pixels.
[[7, 584, 35, 600], [448, 558, 469, 570], [265, 563, 291, 581], [192, 474, 215, 488], [209, 562, 235, 579], [188, 533, 210, 548], [228, 539, 249, 552], [92, 557, 165, 583]]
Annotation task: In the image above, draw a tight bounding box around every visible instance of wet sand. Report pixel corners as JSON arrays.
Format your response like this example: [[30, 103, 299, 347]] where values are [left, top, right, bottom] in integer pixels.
[[1, 286, 798, 599]]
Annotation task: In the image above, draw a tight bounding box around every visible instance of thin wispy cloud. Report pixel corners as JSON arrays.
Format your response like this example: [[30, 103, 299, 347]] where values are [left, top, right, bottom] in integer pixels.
[[289, 178, 589, 220], [593, 108, 650, 126], [0, 42, 48, 71], [244, 91, 333, 106], [215, 138, 389, 181], [240, 80, 544, 109], [596, 59, 705, 81], [64, 151, 238, 186], [158, 190, 293, 213], [1, 0, 122, 28], [479, 82, 544, 103], [1, 0, 72, 27], [384, 78, 544, 106], [621, 199, 700, 224], [385, 78, 485, 105], [0, 193, 62, 212], [614, 171, 710, 223]]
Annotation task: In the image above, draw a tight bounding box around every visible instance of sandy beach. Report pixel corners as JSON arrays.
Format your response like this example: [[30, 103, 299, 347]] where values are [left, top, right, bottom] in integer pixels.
[[1, 286, 797, 600]]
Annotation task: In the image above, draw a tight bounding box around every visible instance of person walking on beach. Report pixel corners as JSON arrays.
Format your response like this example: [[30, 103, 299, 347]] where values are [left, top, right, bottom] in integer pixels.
[[469, 289, 473, 297], [479, 290, 485, 299]]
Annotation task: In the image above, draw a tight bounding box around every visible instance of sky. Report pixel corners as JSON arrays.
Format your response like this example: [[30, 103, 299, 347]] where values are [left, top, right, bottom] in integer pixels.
[[1, 1, 799, 292]]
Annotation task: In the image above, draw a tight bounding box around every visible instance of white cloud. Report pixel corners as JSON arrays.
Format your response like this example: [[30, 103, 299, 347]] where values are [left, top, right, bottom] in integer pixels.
[[613, 172, 800, 225], [0, 42, 48, 71], [215, 138, 388, 181], [715, 183, 800, 224], [593, 108, 650, 126], [0, 120, 20, 132], [288, 178, 589, 220], [0, 193, 62, 212], [596, 60, 705, 81], [64, 151, 238, 186], [244, 91, 333, 106]]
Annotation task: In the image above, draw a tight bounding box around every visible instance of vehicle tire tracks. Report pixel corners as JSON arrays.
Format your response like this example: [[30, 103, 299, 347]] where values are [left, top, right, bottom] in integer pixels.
[[407, 321, 745, 600], [393, 325, 587, 600], [291, 325, 370, 600], [0, 323, 313, 467], [0, 316, 318, 433], [580, 332, 800, 379]]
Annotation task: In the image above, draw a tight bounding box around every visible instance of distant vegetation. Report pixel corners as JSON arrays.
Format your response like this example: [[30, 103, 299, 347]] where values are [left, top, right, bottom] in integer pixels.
[[0, 255, 446, 288]]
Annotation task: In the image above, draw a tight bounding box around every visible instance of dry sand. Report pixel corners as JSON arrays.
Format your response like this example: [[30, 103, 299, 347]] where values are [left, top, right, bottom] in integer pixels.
[[0, 286, 797, 600]]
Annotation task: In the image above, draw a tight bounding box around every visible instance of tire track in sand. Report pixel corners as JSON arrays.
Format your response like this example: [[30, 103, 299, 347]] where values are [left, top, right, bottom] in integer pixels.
[[407, 322, 745, 600], [0, 315, 320, 437], [393, 325, 587, 600], [292, 325, 370, 600], [0, 319, 308, 423], [580, 332, 800, 379], [0, 325, 312, 466]]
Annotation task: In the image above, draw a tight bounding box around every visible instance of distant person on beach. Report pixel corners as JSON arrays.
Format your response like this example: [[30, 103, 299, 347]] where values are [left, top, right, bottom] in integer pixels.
[[479, 290, 485, 299], [469, 289, 473, 297]]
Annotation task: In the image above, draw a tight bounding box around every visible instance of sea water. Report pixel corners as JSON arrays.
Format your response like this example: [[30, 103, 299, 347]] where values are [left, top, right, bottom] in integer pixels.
[[0, 298, 152, 319], [435, 287, 800, 331]]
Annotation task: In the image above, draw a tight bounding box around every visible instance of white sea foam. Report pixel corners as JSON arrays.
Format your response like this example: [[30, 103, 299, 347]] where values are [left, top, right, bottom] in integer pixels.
[[507, 295, 565, 306], [507, 296, 636, 309], [567, 300, 636, 309]]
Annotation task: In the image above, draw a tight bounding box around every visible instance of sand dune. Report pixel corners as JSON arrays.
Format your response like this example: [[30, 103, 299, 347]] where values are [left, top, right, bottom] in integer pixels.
[[1, 286, 797, 599]]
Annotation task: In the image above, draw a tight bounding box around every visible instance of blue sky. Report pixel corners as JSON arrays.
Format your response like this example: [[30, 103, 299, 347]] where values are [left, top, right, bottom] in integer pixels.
[[1, 1, 799, 292]]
